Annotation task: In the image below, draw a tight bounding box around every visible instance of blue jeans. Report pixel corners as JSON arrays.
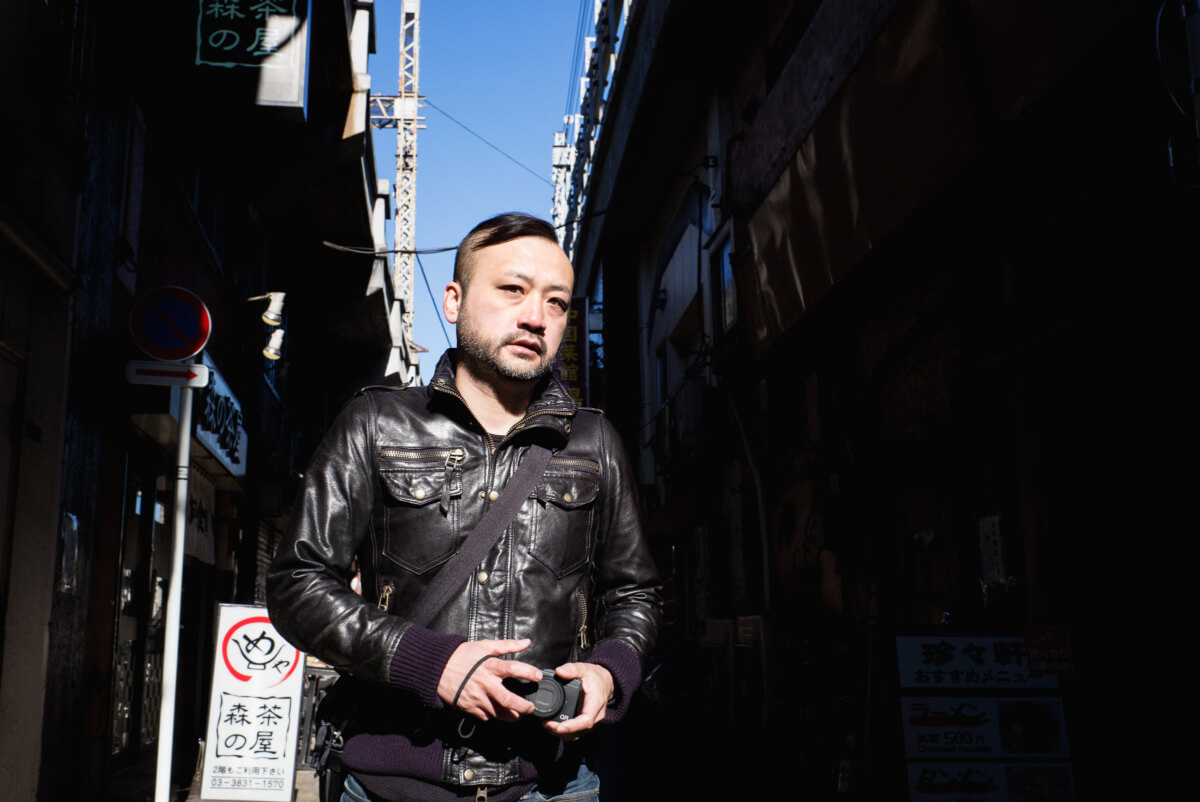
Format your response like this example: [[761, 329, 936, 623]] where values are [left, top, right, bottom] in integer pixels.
[[341, 763, 600, 802], [519, 763, 600, 802]]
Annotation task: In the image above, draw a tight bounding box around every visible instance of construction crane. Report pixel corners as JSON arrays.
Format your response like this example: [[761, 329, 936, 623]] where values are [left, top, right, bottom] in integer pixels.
[[371, 0, 423, 385]]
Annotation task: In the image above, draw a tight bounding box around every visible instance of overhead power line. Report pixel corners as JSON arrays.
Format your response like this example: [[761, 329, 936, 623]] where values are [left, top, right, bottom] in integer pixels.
[[565, 0, 591, 118], [321, 204, 614, 258], [424, 98, 553, 187], [416, 253, 453, 348], [322, 240, 456, 256]]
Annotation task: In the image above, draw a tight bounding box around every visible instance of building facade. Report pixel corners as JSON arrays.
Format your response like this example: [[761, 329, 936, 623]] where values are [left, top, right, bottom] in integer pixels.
[[559, 0, 1184, 798], [0, 1, 398, 798]]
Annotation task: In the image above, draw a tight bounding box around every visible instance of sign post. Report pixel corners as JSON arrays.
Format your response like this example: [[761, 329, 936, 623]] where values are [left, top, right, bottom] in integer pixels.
[[155, 372, 196, 802], [130, 287, 212, 802]]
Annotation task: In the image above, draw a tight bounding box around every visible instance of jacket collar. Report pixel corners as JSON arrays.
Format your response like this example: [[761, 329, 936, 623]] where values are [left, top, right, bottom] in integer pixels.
[[427, 349, 577, 439]]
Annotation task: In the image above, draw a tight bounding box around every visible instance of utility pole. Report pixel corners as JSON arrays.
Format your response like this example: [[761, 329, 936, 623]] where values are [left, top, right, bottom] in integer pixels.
[[371, 0, 423, 385]]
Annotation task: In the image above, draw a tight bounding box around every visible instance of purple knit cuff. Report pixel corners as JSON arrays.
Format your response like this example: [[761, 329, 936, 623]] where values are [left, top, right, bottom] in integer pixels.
[[586, 640, 643, 724], [387, 624, 467, 707]]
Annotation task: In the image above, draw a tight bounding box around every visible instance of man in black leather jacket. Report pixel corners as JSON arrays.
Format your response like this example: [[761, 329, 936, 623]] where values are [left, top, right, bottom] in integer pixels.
[[267, 213, 662, 802]]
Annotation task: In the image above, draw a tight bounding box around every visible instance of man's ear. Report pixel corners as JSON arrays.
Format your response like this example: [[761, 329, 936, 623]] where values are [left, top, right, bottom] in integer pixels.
[[443, 281, 463, 324]]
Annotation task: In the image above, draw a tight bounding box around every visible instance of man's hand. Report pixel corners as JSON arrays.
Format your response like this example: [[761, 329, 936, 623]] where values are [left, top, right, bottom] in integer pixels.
[[543, 663, 614, 740], [437, 639, 544, 722]]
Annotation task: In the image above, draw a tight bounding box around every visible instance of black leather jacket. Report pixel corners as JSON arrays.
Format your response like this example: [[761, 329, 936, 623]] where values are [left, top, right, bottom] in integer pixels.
[[267, 351, 662, 787]]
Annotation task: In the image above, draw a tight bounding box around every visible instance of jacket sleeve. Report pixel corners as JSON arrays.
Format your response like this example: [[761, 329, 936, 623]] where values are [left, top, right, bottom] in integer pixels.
[[586, 414, 663, 720], [266, 392, 463, 694]]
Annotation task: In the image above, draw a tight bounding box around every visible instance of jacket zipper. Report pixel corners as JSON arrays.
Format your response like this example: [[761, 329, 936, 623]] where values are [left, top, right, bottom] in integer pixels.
[[444, 448, 465, 470], [433, 383, 573, 452], [548, 457, 600, 472], [503, 409, 573, 442], [432, 384, 498, 453], [575, 588, 589, 652], [377, 583, 394, 612], [379, 446, 464, 463]]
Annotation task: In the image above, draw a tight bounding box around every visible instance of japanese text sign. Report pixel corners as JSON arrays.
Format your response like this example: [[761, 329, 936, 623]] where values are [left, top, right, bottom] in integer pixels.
[[192, 351, 248, 481], [201, 604, 304, 800], [195, 1, 309, 108], [900, 697, 1069, 759], [196, 1, 300, 66], [896, 636, 1058, 689], [554, 298, 588, 406], [906, 763, 1074, 802]]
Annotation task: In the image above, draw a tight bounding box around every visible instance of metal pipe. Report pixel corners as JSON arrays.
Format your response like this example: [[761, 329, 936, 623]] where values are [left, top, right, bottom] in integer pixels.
[[154, 374, 195, 802]]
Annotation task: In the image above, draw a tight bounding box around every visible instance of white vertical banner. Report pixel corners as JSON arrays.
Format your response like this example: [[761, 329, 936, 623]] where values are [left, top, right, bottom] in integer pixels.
[[201, 604, 305, 800], [185, 464, 216, 564]]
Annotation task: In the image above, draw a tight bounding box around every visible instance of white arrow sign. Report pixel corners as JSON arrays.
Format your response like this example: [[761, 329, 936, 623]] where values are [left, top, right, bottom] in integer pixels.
[[126, 360, 210, 388]]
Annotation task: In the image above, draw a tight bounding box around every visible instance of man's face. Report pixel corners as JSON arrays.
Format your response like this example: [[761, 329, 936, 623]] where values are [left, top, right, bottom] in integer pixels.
[[445, 236, 574, 383]]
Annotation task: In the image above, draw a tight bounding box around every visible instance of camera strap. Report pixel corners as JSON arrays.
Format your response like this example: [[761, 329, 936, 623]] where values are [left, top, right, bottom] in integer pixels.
[[407, 444, 554, 628]]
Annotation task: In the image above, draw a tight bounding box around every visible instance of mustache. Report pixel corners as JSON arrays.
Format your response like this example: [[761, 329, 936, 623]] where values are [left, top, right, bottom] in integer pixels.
[[501, 333, 546, 354]]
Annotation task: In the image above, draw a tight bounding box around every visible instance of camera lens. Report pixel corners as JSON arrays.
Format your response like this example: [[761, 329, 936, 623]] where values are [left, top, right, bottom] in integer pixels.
[[530, 676, 565, 717]]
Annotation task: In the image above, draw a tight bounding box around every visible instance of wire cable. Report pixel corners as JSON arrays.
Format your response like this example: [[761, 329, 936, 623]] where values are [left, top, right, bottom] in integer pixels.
[[424, 99, 553, 187], [320, 204, 613, 259], [564, 0, 591, 118], [415, 252, 453, 348], [322, 240, 456, 256]]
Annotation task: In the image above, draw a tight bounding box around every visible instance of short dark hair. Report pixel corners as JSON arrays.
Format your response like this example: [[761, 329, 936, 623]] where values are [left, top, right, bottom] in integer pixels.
[[453, 213, 559, 290]]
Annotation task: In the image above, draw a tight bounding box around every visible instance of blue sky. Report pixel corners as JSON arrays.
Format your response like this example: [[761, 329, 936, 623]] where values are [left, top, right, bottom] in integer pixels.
[[369, 1, 586, 379]]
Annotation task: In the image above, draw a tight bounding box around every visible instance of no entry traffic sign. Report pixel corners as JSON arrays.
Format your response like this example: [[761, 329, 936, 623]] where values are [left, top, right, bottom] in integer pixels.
[[130, 286, 211, 362]]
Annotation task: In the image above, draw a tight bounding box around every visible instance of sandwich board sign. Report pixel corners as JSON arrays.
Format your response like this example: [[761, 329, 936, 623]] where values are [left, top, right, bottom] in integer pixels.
[[201, 604, 304, 800]]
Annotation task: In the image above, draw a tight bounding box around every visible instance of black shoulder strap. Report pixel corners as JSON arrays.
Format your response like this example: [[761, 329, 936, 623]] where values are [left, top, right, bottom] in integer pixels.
[[407, 444, 553, 628]]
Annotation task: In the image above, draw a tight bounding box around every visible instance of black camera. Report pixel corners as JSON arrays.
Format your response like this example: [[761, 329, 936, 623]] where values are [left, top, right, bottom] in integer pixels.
[[506, 669, 583, 722]]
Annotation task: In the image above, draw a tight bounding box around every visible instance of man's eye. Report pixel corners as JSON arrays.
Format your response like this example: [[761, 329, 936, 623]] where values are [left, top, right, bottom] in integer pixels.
[[549, 298, 569, 312]]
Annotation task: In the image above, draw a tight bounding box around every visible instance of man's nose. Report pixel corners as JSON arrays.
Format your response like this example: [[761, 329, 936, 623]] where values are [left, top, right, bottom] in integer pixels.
[[517, 294, 546, 333]]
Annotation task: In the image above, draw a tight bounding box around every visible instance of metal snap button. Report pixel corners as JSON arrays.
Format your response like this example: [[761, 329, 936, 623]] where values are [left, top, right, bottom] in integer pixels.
[[488, 490, 499, 501], [563, 492, 573, 503], [475, 571, 488, 584], [564, 423, 572, 433], [414, 489, 426, 500], [463, 769, 475, 781], [479, 491, 486, 499]]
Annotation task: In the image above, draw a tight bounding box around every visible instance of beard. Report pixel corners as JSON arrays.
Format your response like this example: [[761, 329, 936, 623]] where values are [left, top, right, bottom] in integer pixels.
[[456, 310, 555, 383]]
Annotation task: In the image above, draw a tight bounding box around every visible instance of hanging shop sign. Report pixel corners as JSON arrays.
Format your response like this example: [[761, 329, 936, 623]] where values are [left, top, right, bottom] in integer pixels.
[[130, 286, 212, 362], [195, 0, 310, 109], [192, 351, 248, 482], [200, 604, 304, 800], [554, 298, 588, 406], [132, 351, 247, 489]]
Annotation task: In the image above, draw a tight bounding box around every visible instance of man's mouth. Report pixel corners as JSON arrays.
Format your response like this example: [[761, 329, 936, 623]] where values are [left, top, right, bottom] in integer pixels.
[[506, 336, 544, 356]]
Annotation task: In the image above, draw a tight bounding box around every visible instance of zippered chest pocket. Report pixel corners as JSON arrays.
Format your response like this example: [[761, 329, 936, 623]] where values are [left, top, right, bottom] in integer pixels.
[[524, 460, 600, 578], [377, 446, 464, 574]]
